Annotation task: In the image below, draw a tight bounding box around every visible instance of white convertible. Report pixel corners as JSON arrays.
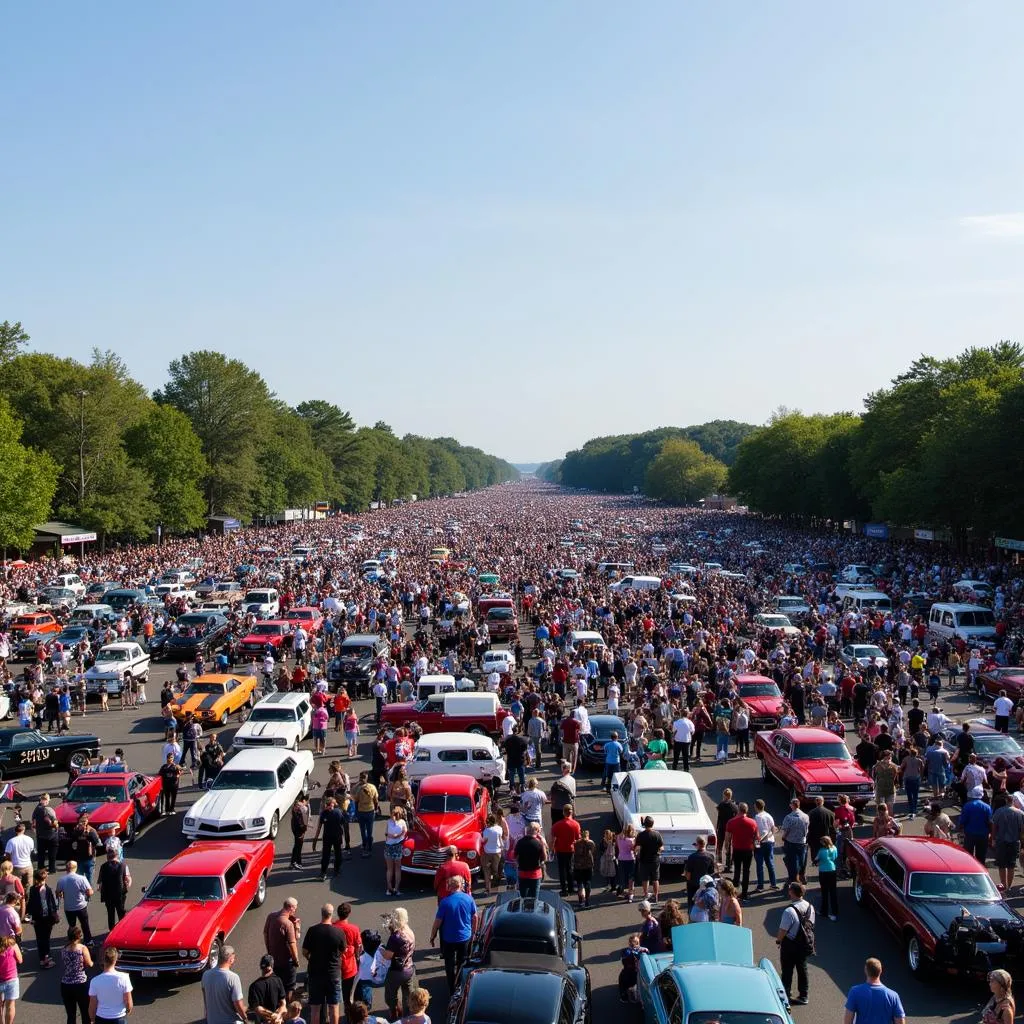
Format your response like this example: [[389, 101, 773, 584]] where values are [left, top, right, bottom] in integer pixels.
[[609, 769, 717, 864], [182, 748, 314, 841]]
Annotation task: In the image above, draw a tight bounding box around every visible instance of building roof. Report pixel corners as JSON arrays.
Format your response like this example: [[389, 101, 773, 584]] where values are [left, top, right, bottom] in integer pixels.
[[34, 521, 97, 544]]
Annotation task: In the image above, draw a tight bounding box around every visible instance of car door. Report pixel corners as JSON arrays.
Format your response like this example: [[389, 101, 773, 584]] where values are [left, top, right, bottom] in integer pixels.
[[655, 973, 683, 1024], [222, 858, 249, 929], [275, 757, 298, 813], [613, 775, 633, 826], [128, 774, 153, 817], [869, 848, 906, 934], [437, 747, 471, 778], [11, 732, 51, 770], [772, 734, 792, 782]]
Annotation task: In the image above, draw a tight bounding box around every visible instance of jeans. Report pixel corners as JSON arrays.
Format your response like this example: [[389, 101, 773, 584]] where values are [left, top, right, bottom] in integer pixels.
[[615, 859, 635, 892], [716, 733, 729, 758], [440, 937, 471, 992], [964, 833, 988, 864], [357, 811, 375, 852], [755, 841, 777, 887], [510, 765, 526, 790], [160, 785, 179, 815], [291, 831, 305, 866], [601, 763, 617, 791], [79, 858, 95, 885], [104, 897, 126, 931], [518, 875, 541, 899], [61, 981, 90, 1024], [34, 920, 54, 961], [732, 849, 753, 896], [820, 870, 839, 917], [904, 778, 921, 815], [321, 837, 343, 876], [37, 837, 57, 874], [780, 938, 808, 999], [65, 907, 92, 943], [672, 742, 690, 771], [556, 852, 575, 894], [783, 841, 807, 883], [182, 741, 199, 768]]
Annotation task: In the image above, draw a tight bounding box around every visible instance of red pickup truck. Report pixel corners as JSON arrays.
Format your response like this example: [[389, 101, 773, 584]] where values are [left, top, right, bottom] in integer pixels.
[[381, 692, 510, 738]]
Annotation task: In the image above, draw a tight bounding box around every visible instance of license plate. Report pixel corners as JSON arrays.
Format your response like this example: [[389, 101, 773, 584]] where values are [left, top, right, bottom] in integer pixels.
[[661, 854, 686, 864], [141, 970, 158, 978]]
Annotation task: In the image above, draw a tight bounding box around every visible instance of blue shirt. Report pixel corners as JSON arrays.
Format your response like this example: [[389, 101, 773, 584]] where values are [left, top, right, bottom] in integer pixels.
[[604, 740, 624, 765], [435, 890, 477, 943], [960, 798, 993, 836], [844, 981, 905, 1024], [816, 845, 838, 873]]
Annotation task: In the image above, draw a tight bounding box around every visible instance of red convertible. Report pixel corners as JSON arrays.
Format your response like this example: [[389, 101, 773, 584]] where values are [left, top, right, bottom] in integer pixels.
[[734, 674, 784, 731], [56, 768, 162, 851], [105, 839, 274, 974], [755, 726, 873, 808], [847, 836, 1024, 977], [401, 774, 488, 876]]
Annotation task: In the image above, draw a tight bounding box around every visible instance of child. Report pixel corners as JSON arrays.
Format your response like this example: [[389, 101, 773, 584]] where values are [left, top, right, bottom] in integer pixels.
[[618, 933, 647, 1003], [599, 828, 618, 892], [393, 987, 430, 1024], [356, 929, 385, 1009], [285, 1000, 306, 1024], [817, 835, 839, 921]]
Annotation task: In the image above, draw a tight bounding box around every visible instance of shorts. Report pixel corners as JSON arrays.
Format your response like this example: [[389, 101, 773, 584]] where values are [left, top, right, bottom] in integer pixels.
[[635, 860, 660, 884], [312, 729, 326, 742], [995, 841, 1021, 869], [345, 730, 359, 744], [562, 742, 579, 761], [0, 979, 18, 1001], [928, 772, 945, 789], [384, 842, 404, 860], [308, 977, 342, 1005]]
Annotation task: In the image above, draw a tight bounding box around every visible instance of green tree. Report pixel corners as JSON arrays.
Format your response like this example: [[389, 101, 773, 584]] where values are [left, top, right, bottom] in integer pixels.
[[294, 399, 362, 505], [0, 321, 30, 364], [0, 398, 59, 551], [645, 438, 727, 504]]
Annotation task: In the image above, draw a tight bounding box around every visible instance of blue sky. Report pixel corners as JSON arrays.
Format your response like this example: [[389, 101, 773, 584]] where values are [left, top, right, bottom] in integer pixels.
[[3, 3, 1023, 462]]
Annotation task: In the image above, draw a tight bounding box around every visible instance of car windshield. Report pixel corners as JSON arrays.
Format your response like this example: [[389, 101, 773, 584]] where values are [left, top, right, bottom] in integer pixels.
[[417, 794, 474, 814], [211, 770, 277, 791], [740, 683, 782, 698], [794, 743, 852, 761], [342, 646, 374, 659], [249, 708, 297, 723], [96, 649, 128, 662], [759, 616, 791, 627], [908, 871, 999, 900], [146, 874, 223, 902], [636, 790, 698, 814], [853, 647, 885, 659], [487, 609, 515, 620], [253, 624, 285, 636], [592, 720, 626, 740], [215, 584, 238, 592], [688, 1015, 785, 1024], [184, 683, 226, 695], [65, 784, 126, 802], [177, 616, 211, 629], [972, 735, 1024, 758]]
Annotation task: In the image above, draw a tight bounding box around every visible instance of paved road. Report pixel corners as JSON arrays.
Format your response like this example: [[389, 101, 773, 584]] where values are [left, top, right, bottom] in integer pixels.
[[12, 655, 1004, 1024]]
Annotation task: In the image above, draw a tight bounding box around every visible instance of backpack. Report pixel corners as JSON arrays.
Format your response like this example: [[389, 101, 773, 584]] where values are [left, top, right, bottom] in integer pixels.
[[788, 902, 816, 956]]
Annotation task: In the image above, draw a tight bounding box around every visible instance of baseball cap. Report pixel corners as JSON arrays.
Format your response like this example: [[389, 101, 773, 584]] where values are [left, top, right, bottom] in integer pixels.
[[638, 900, 651, 912], [969, 786, 984, 800]]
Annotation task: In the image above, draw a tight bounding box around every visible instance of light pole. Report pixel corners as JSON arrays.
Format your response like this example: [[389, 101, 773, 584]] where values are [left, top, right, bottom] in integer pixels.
[[77, 390, 88, 513]]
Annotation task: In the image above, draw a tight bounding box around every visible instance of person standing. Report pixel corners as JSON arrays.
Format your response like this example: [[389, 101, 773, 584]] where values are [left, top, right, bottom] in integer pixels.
[[158, 753, 190, 816], [429, 877, 478, 994], [87, 947, 132, 1024], [633, 816, 664, 905], [0, 936, 21, 1024], [843, 957, 906, 1024], [289, 794, 310, 870], [551, 806, 582, 897], [4, 825, 33, 892], [68, 815, 102, 886], [982, 969, 1016, 1024], [898, 746, 924, 820], [753, 798, 778, 892], [96, 849, 131, 932], [503, 725, 531, 792], [383, 807, 408, 897], [247, 954, 287, 1024], [30, 795, 58, 875], [333, 903, 362, 1019], [201, 945, 246, 1024], [671, 710, 694, 772], [775, 882, 815, 1006], [514, 823, 548, 900], [352, 773, 379, 858], [59, 925, 92, 1024], [816, 836, 839, 921], [26, 869, 58, 970], [312, 797, 346, 882], [961, 786, 994, 864], [302, 904, 346, 1024], [715, 790, 739, 872], [601, 732, 624, 793], [379, 908, 416, 1021], [548, 764, 576, 819], [683, 836, 716, 911], [56, 862, 93, 946], [779, 799, 810, 885], [806, 796, 836, 865], [263, 898, 301, 1001], [724, 803, 759, 898], [990, 797, 1024, 892], [432, 847, 472, 903]]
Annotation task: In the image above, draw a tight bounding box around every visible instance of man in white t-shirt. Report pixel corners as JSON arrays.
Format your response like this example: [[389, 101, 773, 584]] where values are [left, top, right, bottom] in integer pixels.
[[994, 691, 1015, 734], [88, 947, 134, 1023], [4, 823, 34, 888], [671, 711, 695, 771]]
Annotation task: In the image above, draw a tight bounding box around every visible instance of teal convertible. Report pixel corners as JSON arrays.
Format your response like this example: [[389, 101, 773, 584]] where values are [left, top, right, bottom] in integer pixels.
[[638, 923, 794, 1024]]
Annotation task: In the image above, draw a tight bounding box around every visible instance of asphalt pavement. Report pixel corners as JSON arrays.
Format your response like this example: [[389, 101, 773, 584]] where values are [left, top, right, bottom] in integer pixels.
[[11, 652, 1007, 1024]]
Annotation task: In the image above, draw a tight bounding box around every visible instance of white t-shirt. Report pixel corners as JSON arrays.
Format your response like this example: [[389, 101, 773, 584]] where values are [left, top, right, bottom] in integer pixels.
[[994, 696, 1014, 718], [4, 834, 34, 870], [482, 824, 505, 855], [88, 969, 133, 1019], [671, 718, 695, 743], [501, 715, 517, 740]]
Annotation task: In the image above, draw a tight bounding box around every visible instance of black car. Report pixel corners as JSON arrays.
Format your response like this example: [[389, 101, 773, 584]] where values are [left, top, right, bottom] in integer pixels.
[[578, 715, 629, 769], [327, 634, 390, 695], [0, 728, 100, 780], [450, 956, 589, 1024], [50, 626, 99, 660], [13, 633, 50, 662], [161, 613, 231, 660], [461, 892, 589, 998]]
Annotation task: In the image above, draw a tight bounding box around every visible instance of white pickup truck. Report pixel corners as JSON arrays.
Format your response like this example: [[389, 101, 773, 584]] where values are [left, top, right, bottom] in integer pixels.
[[84, 642, 151, 695]]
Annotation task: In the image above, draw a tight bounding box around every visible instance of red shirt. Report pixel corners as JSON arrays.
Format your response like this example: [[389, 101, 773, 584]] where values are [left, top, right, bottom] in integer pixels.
[[725, 814, 759, 852], [334, 920, 361, 979], [433, 859, 472, 901], [560, 718, 582, 744], [551, 817, 582, 854]]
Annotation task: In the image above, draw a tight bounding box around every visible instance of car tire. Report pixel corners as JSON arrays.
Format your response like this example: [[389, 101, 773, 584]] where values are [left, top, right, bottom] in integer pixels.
[[206, 938, 221, 972], [905, 932, 925, 975], [69, 751, 91, 772], [252, 870, 268, 908], [219, 709, 229, 727], [268, 811, 280, 840], [124, 814, 137, 847], [467, 725, 487, 736]]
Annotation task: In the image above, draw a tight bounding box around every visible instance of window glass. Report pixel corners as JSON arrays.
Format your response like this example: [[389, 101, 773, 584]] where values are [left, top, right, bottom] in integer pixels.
[[224, 861, 245, 890]]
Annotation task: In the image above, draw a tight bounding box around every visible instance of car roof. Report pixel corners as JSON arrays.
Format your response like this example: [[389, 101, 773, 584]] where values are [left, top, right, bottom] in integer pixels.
[[415, 731, 496, 748], [668, 962, 783, 1013], [735, 674, 775, 684], [67, 771, 133, 783], [223, 747, 300, 769], [775, 727, 843, 743], [417, 773, 478, 794], [462, 965, 567, 1024], [487, 897, 559, 944], [623, 769, 697, 790], [255, 691, 309, 707], [875, 836, 989, 873], [159, 840, 270, 874], [343, 634, 382, 643]]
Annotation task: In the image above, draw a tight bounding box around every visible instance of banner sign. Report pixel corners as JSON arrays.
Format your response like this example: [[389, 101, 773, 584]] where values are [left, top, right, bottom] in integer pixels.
[[864, 523, 889, 539], [996, 537, 1024, 552], [914, 529, 935, 541], [60, 532, 97, 545]]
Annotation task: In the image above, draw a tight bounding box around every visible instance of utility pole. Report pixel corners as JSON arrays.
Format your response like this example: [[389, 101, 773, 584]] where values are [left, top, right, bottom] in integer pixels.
[[77, 389, 88, 513]]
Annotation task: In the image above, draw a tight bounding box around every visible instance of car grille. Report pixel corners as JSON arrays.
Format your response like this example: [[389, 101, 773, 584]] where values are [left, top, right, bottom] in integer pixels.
[[238, 738, 276, 746], [411, 848, 448, 868], [751, 716, 778, 727], [812, 784, 861, 795], [197, 822, 245, 834], [117, 949, 187, 967]]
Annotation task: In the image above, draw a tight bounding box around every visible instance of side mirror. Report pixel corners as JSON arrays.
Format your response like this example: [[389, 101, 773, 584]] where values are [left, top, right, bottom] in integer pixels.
[[140, 885, 147, 894], [610, 782, 620, 791], [58, 791, 66, 799], [227, 887, 237, 896], [571, 931, 582, 945]]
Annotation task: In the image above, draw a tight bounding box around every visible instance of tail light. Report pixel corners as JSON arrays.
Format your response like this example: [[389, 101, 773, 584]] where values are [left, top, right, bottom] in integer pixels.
[[706, 834, 717, 847]]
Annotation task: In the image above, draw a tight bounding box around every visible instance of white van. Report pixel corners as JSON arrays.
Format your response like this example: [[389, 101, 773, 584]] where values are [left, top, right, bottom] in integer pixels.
[[775, 596, 811, 620], [841, 590, 893, 614], [407, 732, 506, 788], [609, 575, 662, 594], [69, 603, 116, 625], [840, 564, 874, 583], [927, 603, 998, 645], [567, 630, 607, 655]]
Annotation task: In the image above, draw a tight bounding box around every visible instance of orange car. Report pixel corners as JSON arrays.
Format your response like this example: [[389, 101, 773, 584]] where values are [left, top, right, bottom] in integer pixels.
[[9, 612, 61, 638], [169, 674, 258, 726]]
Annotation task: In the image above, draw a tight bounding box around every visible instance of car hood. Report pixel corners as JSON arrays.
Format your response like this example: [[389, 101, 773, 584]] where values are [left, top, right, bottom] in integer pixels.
[[236, 721, 294, 740], [240, 633, 280, 645], [798, 760, 871, 784], [913, 899, 1020, 936], [412, 812, 480, 846], [56, 802, 129, 827], [112, 900, 220, 946], [85, 663, 127, 678], [167, 634, 207, 647], [742, 696, 783, 716], [190, 789, 274, 823]]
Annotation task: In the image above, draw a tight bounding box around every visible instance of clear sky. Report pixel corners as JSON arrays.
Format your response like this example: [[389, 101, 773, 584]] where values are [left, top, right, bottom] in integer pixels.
[[3, 3, 1023, 462]]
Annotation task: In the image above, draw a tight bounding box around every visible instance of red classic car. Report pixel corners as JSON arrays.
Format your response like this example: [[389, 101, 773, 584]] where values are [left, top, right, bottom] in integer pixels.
[[381, 692, 510, 739], [755, 726, 873, 808], [285, 606, 323, 635], [847, 836, 1024, 977], [734, 674, 784, 731], [56, 768, 162, 851], [9, 612, 60, 639], [401, 774, 489, 876], [976, 667, 1024, 703], [105, 839, 274, 974], [941, 723, 1024, 794], [236, 620, 292, 658]]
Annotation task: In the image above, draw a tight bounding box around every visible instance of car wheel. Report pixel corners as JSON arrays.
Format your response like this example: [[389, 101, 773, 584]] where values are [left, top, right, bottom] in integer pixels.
[[291, 739, 299, 752], [251, 870, 268, 908], [69, 751, 91, 772], [219, 709, 229, 727], [760, 758, 772, 784], [268, 811, 280, 840], [124, 814, 137, 847], [853, 874, 866, 905], [467, 725, 486, 736], [206, 939, 221, 972], [301, 774, 310, 798], [905, 932, 925, 975]]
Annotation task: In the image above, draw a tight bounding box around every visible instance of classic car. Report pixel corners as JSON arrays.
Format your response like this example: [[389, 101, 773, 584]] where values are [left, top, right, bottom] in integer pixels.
[[481, 650, 515, 676], [400, 773, 488, 875], [0, 728, 100, 780], [734, 674, 785, 731], [976, 667, 1024, 703], [231, 692, 312, 751], [105, 839, 273, 974], [940, 724, 1024, 795], [578, 715, 629, 769], [847, 836, 1024, 976], [484, 606, 519, 641], [756, 727, 873, 808], [609, 770, 717, 864], [839, 644, 890, 670], [450, 957, 589, 1024], [8, 612, 61, 647], [160, 612, 231, 661], [48, 626, 100, 659], [56, 768, 162, 849], [50, 573, 87, 598], [751, 613, 801, 637], [182, 748, 314, 840], [460, 892, 589, 999], [284, 606, 324, 635], [36, 587, 80, 612], [236, 620, 292, 659], [168, 673, 258, 725], [327, 633, 391, 692], [241, 589, 280, 618], [381, 692, 510, 739], [83, 642, 151, 695], [406, 732, 506, 789], [638, 922, 793, 1024]]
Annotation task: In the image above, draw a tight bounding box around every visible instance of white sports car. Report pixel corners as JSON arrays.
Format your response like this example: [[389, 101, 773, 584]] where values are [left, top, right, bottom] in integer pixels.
[[232, 692, 313, 752], [183, 748, 314, 841], [609, 769, 717, 864]]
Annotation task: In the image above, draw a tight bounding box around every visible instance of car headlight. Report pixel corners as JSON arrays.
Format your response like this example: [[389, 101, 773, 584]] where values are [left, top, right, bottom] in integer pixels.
[[96, 822, 117, 833], [805, 785, 821, 793], [189, 948, 200, 959], [178, 948, 190, 958], [858, 784, 873, 793], [465, 850, 478, 860], [402, 849, 411, 859], [253, 817, 266, 827], [184, 817, 196, 827]]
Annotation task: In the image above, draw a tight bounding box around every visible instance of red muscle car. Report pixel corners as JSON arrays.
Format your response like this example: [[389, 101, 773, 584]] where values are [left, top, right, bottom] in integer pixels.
[[734, 674, 784, 731], [401, 774, 489, 876], [285, 607, 323, 635], [105, 839, 274, 974], [56, 768, 162, 850], [755, 726, 873, 808], [941, 723, 1024, 794], [847, 836, 1024, 977], [236, 620, 292, 658], [976, 667, 1024, 703]]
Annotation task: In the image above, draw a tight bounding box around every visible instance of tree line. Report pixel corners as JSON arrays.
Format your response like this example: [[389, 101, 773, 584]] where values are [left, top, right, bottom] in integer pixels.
[[728, 342, 1024, 539], [0, 321, 518, 549]]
